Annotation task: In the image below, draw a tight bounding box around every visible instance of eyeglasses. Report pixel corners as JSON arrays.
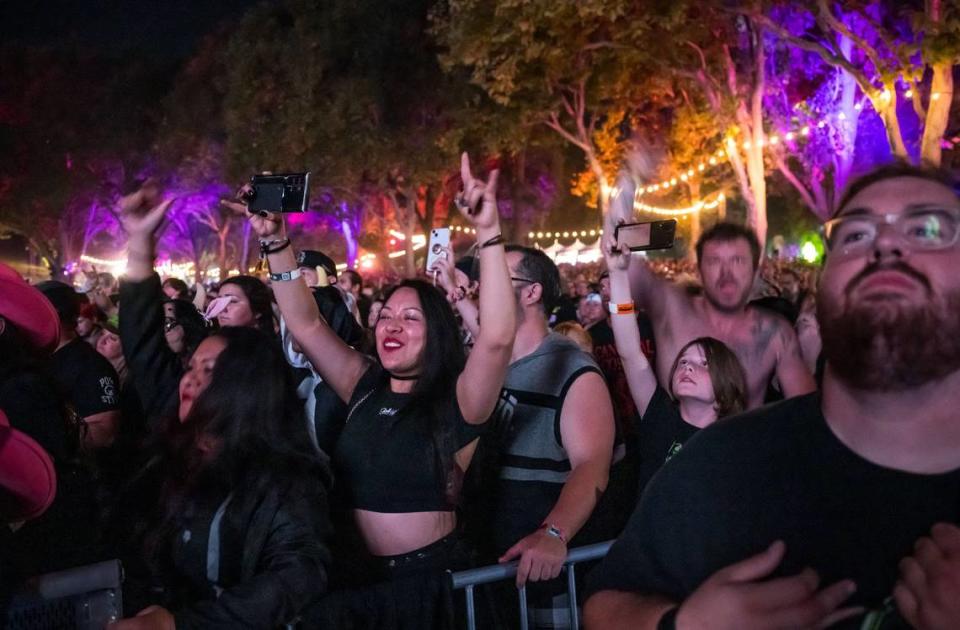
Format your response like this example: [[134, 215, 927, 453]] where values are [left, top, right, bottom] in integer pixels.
[[511, 277, 536, 284], [823, 208, 960, 258], [164, 317, 180, 332]]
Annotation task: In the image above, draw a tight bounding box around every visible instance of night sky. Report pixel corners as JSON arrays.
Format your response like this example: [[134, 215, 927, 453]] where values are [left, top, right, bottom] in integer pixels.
[[0, 0, 260, 59]]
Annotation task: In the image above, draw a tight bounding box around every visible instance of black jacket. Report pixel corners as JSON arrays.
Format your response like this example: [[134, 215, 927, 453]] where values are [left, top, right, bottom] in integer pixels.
[[119, 273, 183, 426], [171, 474, 333, 629]]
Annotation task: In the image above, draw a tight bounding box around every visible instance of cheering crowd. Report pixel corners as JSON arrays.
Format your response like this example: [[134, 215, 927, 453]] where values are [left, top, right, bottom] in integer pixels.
[[1, 155, 959, 630]]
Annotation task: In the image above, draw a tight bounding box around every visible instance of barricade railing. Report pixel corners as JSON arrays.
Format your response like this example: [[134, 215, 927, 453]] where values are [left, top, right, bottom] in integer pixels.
[[448, 540, 613, 630]]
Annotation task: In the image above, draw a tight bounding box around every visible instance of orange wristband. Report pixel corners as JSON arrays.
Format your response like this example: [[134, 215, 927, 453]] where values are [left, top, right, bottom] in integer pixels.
[[608, 301, 635, 315]]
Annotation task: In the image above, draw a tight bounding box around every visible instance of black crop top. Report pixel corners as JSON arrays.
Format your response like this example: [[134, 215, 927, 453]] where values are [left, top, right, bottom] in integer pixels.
[[333, 363, 488, 513]]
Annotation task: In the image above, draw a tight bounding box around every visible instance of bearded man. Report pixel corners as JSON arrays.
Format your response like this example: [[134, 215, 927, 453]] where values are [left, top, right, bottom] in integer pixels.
[[584, 163, 960, 630]]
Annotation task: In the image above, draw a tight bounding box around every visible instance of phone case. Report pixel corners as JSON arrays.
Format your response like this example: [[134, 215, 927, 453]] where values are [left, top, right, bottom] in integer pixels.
[[426, 228, 451, 271]]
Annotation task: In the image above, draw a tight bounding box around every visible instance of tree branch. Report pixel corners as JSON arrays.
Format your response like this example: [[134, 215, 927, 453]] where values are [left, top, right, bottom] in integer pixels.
[[752, 13, 877, 97], [773, 151, 823, 219], [815, 0, 889, 78]]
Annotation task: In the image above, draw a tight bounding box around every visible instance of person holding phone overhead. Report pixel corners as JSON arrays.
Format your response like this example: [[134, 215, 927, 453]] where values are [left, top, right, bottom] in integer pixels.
[[601, 227, 748, 494], [609, 173, 815, 408], [249, 153, 516, 628]]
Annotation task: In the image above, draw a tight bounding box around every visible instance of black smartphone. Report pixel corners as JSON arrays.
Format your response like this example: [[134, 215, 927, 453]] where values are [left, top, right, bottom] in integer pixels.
[[245, 173, 311, 213], [615, 219, 677, 251]]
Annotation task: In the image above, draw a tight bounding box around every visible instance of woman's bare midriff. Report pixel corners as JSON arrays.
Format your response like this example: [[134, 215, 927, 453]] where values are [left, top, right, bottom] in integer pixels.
[[354, 509, 457, 557]]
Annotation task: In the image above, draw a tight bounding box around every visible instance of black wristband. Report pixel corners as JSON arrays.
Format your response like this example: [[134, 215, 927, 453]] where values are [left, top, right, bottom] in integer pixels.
[[259, 238, 291, 258], [479, 233, 504, 249], [656, 607, 678, 630]]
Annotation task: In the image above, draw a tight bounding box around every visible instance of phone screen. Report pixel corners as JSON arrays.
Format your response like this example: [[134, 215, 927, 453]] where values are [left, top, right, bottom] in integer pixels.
[[617, 223, 652, 250], [615, 220, 677, 252]]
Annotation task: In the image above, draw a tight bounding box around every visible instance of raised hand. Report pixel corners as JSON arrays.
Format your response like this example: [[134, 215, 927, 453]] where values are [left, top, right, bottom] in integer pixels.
[[602, 181, 631, 273], [428, 248, 463, 302], [457, 152, 500, 231], [226, 184, 284, 240], [120, 196, 175, 239], [675, 541, 862, 630], [894, 522, 960, 630], [609, 171, 636, 228]]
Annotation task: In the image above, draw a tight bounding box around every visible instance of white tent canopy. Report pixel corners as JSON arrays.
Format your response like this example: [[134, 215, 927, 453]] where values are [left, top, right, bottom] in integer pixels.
[[538, 237, 603, 265]]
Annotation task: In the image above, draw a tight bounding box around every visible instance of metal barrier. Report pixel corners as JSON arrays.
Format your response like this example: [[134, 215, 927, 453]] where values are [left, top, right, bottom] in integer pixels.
[[448, 540, 613, 630], [4, 559, 124, 630]]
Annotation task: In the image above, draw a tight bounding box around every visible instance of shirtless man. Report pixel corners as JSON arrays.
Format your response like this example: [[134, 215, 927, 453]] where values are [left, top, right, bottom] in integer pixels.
[[611, 180, 815, 408]]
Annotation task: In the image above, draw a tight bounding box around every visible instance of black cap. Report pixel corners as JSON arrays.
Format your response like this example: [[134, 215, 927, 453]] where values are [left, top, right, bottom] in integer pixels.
[[36, 281, 79, 324], [455, 255, 480, 283], [296, 250, 336, 277]]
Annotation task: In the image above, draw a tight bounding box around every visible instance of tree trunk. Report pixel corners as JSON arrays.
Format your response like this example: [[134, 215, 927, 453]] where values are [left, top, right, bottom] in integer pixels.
[[686, 180, 701, 261], [341, 214, 359, 268], [747, 26, 767, 248], [218, 231, 229, 278], [588, 151, 611, 216], [922, 0, 954, 166], [873, 89, 910, 160], [832, 35, 859, 205], [240, 221, 252, 274], [922, 62, 953, 166], [403, 211, 417, 278]]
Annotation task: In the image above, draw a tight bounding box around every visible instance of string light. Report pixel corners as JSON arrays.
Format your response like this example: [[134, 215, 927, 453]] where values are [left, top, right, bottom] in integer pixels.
[[528, 228, 604, 242], [634, 192, 725, 217]]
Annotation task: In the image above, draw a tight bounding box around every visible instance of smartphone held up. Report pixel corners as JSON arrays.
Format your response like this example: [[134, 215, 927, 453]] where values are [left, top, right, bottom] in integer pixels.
[[426, 228, 451, 284], [614, 219, 677, 252], [243, 173, 311, 214]]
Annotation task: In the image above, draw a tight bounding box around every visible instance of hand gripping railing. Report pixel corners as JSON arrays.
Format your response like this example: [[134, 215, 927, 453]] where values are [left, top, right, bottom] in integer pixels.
[[448, 540, 613, 630]]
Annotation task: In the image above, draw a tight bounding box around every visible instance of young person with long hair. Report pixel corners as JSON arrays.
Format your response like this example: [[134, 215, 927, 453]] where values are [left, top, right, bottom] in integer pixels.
[[109, 327, 333, 629], [249, 153, 516, 627], [215, 275, 276, 335], [602, 226, 748, 494]]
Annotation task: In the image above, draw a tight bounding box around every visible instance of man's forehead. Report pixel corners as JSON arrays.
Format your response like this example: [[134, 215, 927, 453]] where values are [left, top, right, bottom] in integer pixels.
[[701, 238, 751, 254], [837, 176, 959, 217]]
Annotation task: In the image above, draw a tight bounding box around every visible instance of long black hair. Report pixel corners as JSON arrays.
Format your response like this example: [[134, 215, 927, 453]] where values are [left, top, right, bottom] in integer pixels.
[[380, 279, 466, 502], [219, 275, 276, 336], [164, 298, 209, 359], [145, 327, 330, 560]]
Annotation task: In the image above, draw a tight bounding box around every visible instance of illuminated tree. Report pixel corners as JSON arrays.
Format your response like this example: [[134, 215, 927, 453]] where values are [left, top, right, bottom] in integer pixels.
[[432, 0, 655, 214], [754, 0, 959, 165]]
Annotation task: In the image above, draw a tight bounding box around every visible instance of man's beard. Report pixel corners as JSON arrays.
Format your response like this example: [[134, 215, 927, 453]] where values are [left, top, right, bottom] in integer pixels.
[[819, 266, 960, 391]]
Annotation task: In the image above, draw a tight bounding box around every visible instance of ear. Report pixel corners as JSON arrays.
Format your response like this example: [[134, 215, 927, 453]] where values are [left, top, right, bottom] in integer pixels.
[[525, 283, 544, 308], [0, 316, 5, 337]]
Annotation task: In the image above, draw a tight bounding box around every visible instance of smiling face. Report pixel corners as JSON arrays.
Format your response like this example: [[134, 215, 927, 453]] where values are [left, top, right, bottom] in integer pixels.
[[699, 238, 756, 312], [375, 287, 426, 376], [670, 343, 716, 406], [216, 283, 257, 328], [178, 335, 228, 421], [818, 176, 960, 389]]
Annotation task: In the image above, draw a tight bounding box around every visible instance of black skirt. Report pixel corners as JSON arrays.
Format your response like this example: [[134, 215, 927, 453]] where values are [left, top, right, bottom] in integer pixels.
[[305, 534, 473, 630]]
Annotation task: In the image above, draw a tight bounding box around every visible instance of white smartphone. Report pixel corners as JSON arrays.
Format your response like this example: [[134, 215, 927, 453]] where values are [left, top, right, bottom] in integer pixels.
[[426, 228, 451, 274]]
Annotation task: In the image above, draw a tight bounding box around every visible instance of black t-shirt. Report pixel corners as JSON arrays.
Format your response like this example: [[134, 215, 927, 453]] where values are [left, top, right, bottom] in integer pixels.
[[636, 387, 700, 495], [587, 393, 960, 628], [47, 338, 121, 419], [334, 363, 487, 513]]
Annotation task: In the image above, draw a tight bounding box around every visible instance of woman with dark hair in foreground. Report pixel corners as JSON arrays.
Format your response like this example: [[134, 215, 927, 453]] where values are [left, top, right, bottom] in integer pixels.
[[109, 327, 332, 630], [250, 153, 516, 627], [108, 194, 332, 630]]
